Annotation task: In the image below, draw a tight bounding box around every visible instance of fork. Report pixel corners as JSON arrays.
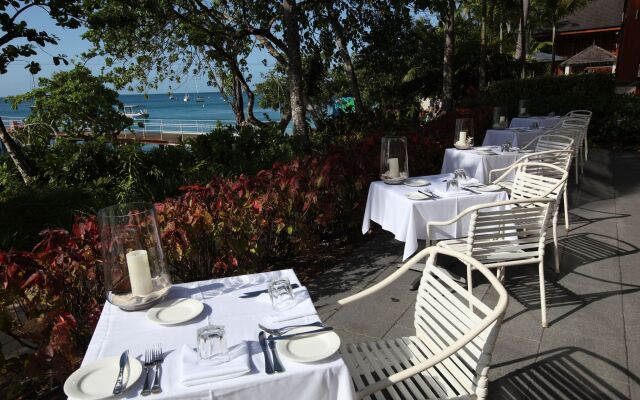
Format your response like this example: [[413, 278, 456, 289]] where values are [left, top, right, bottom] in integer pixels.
[[151, 344, 163, 394], [141, 349, 154, 396], [258, 321, 326, 336]]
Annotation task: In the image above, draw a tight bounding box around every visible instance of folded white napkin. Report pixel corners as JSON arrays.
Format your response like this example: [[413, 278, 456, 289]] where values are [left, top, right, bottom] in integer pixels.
[[180, 343, 251, 387]]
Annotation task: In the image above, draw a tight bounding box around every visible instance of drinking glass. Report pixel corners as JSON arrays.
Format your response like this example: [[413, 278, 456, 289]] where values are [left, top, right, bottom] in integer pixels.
[[446, 178, 459, 192], [501, 141, 512, 152], [197, 320, 230, 363], [454, 169, 467, 181], [268, 278, 296, 311]]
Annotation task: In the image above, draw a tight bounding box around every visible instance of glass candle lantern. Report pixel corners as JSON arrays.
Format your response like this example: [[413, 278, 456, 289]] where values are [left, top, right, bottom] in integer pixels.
[[492, 107, 508, 128], [380, 136, 409, 184], [98, 202, 172, 311], [454, 118, 475, 149], [518, 99, 529, 117]]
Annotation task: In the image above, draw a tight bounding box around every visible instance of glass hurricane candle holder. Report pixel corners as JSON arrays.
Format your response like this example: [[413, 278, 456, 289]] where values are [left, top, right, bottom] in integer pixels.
[[518, 99, 529, 117], [380, 136, 409, 184], [492, 107, 508, 129], [454, 118, 474, 149], [98, 202, 172, 311]]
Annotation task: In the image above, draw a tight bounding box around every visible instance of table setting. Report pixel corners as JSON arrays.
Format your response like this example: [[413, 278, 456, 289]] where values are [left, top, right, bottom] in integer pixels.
[[362, 170, 508, 260], [65, 202, 355, 400], [441, 145, 523, 184]]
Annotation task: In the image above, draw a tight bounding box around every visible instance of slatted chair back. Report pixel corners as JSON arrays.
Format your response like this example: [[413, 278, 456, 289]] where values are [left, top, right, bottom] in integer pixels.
[[412, 248, 508, 400], [566, 110, 592, 122], [547, 127, 583, 159], [518, 151, 572, 174], [509, 162, 569, 204], [523, 134, 574, 152], [464, 198, 555, 268], [337, 247, 508, 400]]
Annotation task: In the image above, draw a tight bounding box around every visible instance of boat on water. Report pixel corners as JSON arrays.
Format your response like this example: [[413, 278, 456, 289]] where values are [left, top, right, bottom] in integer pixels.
[[196, 96, 205, 102], [122, 104, 149, 119], [183, 94, 190, 102]]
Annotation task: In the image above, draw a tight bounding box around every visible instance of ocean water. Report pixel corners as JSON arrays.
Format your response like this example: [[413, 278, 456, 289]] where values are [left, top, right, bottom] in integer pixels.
[[0, 92, 281, 125]]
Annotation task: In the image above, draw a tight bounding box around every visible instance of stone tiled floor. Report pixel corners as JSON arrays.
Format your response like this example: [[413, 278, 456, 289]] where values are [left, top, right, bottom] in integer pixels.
[[309, 149, 640, 399]]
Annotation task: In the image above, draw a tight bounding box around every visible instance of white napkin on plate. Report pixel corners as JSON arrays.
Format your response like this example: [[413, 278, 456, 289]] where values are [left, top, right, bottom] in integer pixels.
[[180, 343, 251, 386]]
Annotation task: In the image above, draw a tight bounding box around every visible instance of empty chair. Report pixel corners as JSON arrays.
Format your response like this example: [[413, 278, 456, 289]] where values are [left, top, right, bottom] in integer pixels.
[[492, 161, 570, 273], [428, 197, 557, 327], [547, 127, 584, 184], [566, 110, 592, 160], [489, 153, 572, 231], [520, 134, 574, 152], [561, 117, 589, 168], [338, 246, 508, 400]]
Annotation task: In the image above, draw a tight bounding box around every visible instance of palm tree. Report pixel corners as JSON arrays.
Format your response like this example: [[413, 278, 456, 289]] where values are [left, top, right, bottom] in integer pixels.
[[545, 0, 587, 74]]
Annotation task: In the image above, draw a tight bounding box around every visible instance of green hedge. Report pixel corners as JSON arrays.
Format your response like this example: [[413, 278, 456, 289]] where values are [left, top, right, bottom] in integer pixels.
[[466, 74, 640, 149]]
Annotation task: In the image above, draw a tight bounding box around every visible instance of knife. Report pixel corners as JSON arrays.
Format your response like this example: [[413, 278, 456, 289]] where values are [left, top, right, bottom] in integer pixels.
[[268, 335, 285, 373], [112, 349, 129, 395], [259, 331, 275, 374], [269, 326, 335, 340], [461, 186, 481, 195]]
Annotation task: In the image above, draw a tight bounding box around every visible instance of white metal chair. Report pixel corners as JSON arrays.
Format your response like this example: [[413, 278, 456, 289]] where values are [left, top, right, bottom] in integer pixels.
[[566, 110, 592, 160], [489, 153, 572, 231], [492, 161, 570, 274], [520, 134, 574, 153], [547, 127, 584, 184], [427, 197, 556, 327], [338, 247, 508, 400]]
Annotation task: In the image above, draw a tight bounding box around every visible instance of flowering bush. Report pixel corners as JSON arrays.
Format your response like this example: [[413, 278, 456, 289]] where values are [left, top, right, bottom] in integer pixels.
[[0, 113, 463, 397]]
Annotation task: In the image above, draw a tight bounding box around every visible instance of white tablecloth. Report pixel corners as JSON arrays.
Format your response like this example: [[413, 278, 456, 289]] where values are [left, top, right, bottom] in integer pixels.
[[510, 116, 561, 129], [482, 127, 547, 147], [441, 147, 520, 184], [362, 174, 509, 260], [76, 270, 355, 400]]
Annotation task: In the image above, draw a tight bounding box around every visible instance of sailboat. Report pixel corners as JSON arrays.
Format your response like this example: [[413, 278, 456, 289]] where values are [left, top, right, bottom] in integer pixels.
[[183, 93, 190, 102], [168, 90, 174, 100], [195, 79, 205, 102]]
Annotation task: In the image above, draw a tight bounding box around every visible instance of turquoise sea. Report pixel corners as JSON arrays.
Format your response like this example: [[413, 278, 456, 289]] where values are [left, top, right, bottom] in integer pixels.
[[0, 92, 281, 125]]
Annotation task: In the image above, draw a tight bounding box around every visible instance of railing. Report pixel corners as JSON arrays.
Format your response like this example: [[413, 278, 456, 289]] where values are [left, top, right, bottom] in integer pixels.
[[1, 116, 220, 137]]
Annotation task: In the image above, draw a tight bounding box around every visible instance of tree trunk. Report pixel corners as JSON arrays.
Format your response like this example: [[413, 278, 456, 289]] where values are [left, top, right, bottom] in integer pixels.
[[328, 5, 364, 112], [519, 0, 529, 78], [232, 76, 246, 125], [0, 117, 33, 184], [479, 0, 487, 88], [282, 0, 309, 143], [441, 0, 456, 111], [550, 17, 557, 75]]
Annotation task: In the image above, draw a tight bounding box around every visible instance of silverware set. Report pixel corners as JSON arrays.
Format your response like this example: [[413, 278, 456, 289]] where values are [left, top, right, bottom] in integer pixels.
[[418, 189, 441, 200], [142, 344, 163, 396], [258, 322, 333, 374]]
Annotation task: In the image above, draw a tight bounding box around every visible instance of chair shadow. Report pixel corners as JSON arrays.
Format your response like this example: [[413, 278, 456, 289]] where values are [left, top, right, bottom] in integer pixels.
[[491, 347, 636, 400], [564, 208, 630, 231], [553, 232, 638, 273], [498, 232, 640, 326]]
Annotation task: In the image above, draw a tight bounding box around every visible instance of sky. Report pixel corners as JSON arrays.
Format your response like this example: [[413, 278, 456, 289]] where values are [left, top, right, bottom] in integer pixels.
[[0, 6, 275, 97]]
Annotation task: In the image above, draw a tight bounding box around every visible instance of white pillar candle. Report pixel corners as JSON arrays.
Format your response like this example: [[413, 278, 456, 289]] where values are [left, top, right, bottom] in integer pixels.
[[458, 130, 467, 144], [520, 107, 527, 115], [499, 116, 506, 123], [388, 157, 400, 178], [126, 250, 153, 296]]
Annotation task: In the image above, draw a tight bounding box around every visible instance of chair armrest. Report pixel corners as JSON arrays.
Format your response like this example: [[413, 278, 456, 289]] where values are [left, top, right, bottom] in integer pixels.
[[426, 207, 477, 241]]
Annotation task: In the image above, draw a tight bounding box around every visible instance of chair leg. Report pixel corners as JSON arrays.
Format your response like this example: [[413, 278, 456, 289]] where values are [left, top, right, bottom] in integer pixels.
[[563, 192, 570, 231], [467, 264, 473, 310], [584, 134, 588, 161], [539, 261, 548, 328], [553, 213, 560, 274], [575, 158, 579, 185]]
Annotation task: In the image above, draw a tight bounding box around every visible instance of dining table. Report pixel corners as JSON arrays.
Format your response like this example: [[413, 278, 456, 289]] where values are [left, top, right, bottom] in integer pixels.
[[441, 147, 521, 184], [509, 116, 562, 129], [482, 127, 548, 147], [73, 269, 356, 400], [362, 174, 509, 260]]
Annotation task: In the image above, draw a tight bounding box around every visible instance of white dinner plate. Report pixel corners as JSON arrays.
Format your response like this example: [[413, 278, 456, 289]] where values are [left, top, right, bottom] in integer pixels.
[[64, 356, 143, 400], [405, 192, 430, 200], [276, 326, 341, 363], [476, 184, 503, 192], [403, 178, 430, 187], [147, 298, 204, 325]]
